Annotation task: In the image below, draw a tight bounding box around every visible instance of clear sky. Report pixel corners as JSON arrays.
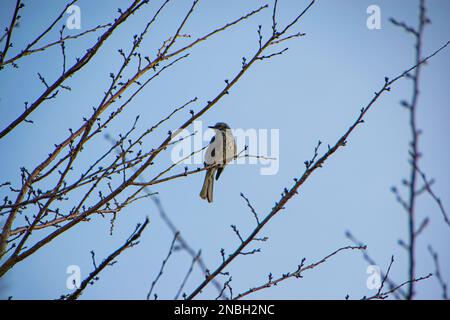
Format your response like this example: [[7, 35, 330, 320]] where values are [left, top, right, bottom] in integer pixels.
[[0, 0, 449, 299]]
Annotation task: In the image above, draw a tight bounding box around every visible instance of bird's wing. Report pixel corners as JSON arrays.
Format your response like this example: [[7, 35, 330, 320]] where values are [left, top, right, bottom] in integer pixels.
[[204, 136, 216, 165]]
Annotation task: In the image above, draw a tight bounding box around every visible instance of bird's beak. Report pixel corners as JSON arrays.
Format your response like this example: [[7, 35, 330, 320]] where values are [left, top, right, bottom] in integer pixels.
[[208, 126, 215, 129]]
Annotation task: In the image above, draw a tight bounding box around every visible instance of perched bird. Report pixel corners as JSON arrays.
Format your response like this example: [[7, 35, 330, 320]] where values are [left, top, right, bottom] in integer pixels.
[[200, 122, 236, 203]]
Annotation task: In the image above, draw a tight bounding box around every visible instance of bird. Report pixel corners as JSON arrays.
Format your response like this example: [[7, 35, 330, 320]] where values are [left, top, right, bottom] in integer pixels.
[[199, 122, 237, 203]]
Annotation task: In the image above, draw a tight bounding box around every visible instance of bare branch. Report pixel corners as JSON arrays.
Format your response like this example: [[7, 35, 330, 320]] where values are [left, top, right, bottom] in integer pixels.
[[240, 193, 260, 225], [415, 166, 450, 228], [345, 231, 405, 299], [234, 245, 366, 299], [0, 0, 23, 65], [146, 232, 179, 300], [365, 273, 432, 300], [63, 217, 149, 300], [428, 246, 448, 299]]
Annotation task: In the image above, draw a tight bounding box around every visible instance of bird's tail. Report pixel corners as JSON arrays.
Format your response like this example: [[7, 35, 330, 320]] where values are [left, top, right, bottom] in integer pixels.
[[200, 168, 215, 203]]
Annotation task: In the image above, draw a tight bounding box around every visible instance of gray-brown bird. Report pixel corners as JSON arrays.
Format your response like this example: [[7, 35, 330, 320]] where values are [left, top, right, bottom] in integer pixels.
[[199, 122, 236, 203]]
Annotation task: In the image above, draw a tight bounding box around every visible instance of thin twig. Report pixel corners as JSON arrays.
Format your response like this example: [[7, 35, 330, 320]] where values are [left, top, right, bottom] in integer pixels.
[[146, 232, 179, 300], [234, 245, 366, 299], [428, 246, 448, 299], [64, 217, 149, 300]]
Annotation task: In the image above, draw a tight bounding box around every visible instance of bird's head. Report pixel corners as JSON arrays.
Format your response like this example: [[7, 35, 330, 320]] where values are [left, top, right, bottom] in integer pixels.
[[208, 122, 230, 131]]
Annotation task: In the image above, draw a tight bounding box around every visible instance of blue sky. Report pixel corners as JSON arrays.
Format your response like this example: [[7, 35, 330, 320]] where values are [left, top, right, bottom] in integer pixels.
[[0, 0, 449, 299]]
